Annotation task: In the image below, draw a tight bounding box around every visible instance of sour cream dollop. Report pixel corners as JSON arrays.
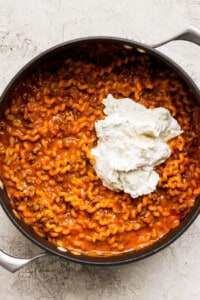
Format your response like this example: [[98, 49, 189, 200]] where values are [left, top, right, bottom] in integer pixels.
[[90, 94, 183, 198]]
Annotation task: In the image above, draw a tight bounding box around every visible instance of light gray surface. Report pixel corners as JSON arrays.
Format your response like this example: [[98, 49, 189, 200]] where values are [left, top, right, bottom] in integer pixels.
[[0, 0, 199, 299]]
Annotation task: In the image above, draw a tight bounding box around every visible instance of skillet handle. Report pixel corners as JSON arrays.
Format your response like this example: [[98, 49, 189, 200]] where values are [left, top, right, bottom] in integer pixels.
[[153, 26, 200, 48], [0, 249, 48, 273]]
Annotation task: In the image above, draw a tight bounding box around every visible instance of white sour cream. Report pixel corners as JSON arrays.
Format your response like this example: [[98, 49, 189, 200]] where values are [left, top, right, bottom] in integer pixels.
[[90, 94, 183, 198]]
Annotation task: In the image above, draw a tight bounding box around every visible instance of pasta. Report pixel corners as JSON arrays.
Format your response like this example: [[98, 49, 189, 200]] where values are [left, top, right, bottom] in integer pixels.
[[0, 43, 199, 257]]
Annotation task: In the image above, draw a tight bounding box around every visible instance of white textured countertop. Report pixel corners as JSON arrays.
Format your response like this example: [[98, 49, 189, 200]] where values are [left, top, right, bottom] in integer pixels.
[[0, 1, 199, 299]]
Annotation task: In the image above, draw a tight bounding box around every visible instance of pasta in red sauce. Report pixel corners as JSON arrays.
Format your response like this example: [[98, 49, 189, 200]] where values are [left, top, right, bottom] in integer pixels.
[[0, 44, 199, 257]]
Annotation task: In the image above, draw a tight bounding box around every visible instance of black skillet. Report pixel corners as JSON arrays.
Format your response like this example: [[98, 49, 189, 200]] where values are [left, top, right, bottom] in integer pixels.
[[0, 27, 199, 272]]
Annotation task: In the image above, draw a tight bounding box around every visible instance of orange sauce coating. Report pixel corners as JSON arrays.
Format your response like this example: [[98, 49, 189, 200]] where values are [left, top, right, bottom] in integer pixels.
[[0, 44, 199, 257]]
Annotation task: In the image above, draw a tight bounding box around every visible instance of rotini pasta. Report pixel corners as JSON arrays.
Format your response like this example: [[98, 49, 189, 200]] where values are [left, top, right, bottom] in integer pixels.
[[0, 43, 199, 257]]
